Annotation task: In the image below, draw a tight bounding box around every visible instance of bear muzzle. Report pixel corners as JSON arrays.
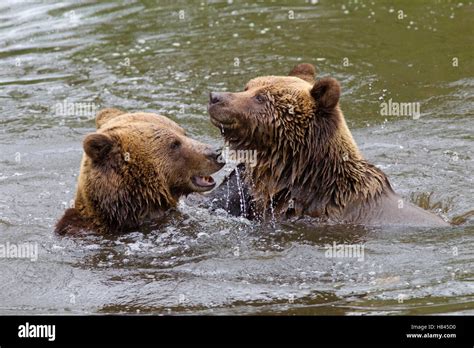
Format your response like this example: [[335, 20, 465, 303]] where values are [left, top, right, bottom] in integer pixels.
[[188, 146, 224, 192], [209, 92, 226, 105], [208, 92, 238, 129]]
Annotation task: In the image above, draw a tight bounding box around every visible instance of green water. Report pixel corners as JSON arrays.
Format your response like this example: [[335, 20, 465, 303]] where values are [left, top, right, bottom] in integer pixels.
[[0, 0, 472, 315]]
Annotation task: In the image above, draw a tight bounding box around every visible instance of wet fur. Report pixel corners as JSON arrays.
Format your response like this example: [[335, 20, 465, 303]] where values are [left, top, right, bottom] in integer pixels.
[[208, 64, 448, 226], [56, 108, 222, 235]]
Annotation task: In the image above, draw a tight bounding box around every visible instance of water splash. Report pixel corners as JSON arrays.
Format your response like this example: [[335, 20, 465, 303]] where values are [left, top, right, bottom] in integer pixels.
[[234, 168, 247, 217], [225, 175, 231, 211], [269, 194, 276, 228], [247, 174, 256, 218]]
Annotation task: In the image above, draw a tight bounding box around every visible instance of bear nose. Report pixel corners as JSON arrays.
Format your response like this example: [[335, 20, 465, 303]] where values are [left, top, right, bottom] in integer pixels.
[[205, 147, 222, 162], [209, 92, 224, 105]]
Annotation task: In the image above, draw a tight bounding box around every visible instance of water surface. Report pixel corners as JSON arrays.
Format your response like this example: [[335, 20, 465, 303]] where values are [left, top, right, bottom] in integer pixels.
[[0, 0, 473, 315]]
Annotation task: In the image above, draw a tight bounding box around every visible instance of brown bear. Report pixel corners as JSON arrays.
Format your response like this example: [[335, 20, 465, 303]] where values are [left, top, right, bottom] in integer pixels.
[[207, 63, 448, 226], [55, 108, 223, 235]]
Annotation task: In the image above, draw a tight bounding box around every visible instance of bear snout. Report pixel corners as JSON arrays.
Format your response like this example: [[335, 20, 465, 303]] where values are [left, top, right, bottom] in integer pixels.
[[209, 92, 225, 105], [205, 147, 221, 160], [205, 147, 225, 169], [208, 92, 237, 128]]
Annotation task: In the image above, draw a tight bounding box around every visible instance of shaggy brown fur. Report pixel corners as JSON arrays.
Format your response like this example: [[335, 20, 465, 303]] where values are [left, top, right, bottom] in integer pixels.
[[208, 64, 448, 226], [55, 108, 223, 235]]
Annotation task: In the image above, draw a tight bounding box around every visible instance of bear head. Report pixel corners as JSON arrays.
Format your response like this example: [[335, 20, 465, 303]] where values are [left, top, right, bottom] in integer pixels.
[[208, 63, 349, 154], [207, 64, 382, 218], [70, 109, 223, 233]]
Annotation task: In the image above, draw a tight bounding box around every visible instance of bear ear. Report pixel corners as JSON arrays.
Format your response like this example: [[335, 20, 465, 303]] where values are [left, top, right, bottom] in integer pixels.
[[288, 63, 316, 83], [95, 108, 125, 129], [310, 77, 341, 111], [83, 133, 115, 162]]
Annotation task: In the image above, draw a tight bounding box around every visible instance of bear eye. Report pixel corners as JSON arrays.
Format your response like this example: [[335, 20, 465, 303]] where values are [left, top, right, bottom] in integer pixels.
[[254, 94, 266, 103], [244, 86, 249, 91], [170, 140, 181, 150]]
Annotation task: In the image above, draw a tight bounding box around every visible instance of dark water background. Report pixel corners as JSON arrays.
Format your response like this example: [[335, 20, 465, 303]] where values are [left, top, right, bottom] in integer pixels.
[[0, 0, 473, 314]]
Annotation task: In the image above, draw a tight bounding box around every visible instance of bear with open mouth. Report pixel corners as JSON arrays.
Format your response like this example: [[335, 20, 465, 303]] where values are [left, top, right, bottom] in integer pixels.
[[207, 63, 448, 227], [55, 108, 223, 235]]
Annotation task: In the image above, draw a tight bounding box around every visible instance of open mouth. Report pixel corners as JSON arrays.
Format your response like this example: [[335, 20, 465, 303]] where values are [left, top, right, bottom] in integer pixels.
[[209, 114, 236, 129], [191, 175, 216, 191], [208, 104, 236, 127]]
